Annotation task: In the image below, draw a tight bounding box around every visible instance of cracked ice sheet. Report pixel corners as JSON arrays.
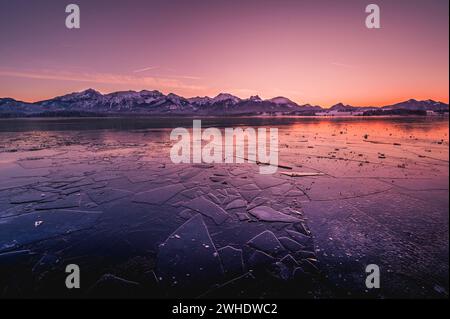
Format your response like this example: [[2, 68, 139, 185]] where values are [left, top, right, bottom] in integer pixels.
[[380, 177, 449, 191], [299, 177, 392, 201], [88, 188, 133, 204], [9, 190, 53, 204], [302, 189, 449, 298], [133, 184, 185, 205], [182, 196, 229, 225], [0, 210, 102, 252], [248, 206, 301, 223], [247, 230, 286, 256], [280, 138, 449, 180], [156, 214, 223, 297], [0, 162, 50, 188], [0, 117, 448, 298]]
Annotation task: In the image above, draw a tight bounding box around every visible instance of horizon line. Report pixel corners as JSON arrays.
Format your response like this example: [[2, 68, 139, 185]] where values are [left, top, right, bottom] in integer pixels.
[[1, 88, 448, 109]]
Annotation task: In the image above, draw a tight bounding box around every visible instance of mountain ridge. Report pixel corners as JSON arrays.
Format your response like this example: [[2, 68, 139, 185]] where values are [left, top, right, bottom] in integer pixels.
[[0, 89, 448, 117]]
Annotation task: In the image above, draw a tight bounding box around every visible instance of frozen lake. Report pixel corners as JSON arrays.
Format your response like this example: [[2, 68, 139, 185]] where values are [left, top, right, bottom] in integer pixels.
[[0, 116, 448, 298]]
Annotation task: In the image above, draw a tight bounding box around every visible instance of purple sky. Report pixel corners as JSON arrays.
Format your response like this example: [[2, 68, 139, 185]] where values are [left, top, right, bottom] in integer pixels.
[[0, 0, 448, 106]]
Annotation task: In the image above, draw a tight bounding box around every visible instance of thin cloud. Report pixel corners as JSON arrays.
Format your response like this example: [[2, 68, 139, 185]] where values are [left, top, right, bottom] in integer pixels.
[[331, 62, 354, 69], [133, 66, 159, 73], [132, 66, 200, 80], [169, 75, 202, 80], [0, 69, 206, 92]]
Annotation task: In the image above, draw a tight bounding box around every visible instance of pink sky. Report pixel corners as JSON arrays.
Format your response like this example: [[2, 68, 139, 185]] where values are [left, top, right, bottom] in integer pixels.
[[0, 0, 448, 107]]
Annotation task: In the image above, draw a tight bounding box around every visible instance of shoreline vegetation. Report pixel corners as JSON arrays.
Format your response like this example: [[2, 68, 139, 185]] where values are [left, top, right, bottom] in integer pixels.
[[0, 109, 448, 118]]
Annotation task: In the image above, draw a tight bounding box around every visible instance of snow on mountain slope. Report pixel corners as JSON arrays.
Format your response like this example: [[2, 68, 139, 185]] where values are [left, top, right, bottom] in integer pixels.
[[269, 96, 298, 107], [2, 89, 448, 116], [211, 93, 241, 104]]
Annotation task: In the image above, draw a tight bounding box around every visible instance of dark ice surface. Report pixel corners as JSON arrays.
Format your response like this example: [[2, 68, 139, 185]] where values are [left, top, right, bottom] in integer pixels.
[[0, 117, 448, 298]]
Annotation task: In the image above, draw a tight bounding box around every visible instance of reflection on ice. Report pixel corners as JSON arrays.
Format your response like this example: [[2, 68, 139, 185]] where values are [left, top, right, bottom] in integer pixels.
[[0, 117, 448, 298]]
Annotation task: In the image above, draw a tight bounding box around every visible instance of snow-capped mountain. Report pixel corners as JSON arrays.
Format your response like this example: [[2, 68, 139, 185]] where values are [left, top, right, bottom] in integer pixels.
[[1, 89, 448, 117], [36, 89, 197, 114], [187, 96, 210, 106], [322, 99, 449, 114], [269, 96, 298, 107], [0, 98, 41, 114], [211, 93, 241, 104], [247, 95, 263, 102], [382, 99, 448, 111], [328, 103, 357, 112]]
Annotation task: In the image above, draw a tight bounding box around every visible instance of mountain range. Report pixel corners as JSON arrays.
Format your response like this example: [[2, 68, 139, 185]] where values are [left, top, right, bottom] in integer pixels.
[[0, 89, 448, 117]]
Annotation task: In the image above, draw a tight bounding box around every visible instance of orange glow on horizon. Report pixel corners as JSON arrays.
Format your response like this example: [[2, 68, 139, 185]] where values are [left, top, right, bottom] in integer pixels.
[[0, 0, 448, 107], [7, 84, 449, 108]]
